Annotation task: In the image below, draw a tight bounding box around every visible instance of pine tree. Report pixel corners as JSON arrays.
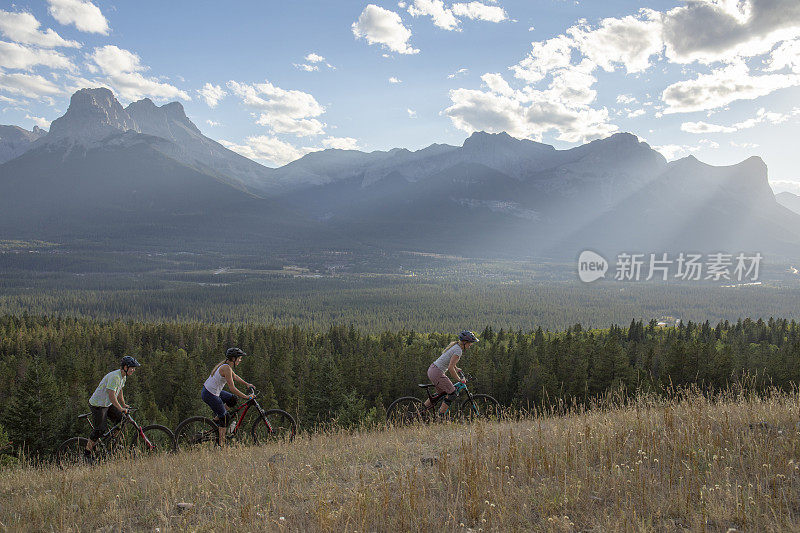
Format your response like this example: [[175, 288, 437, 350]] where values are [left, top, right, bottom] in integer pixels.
[[3, 358, 64, 457]]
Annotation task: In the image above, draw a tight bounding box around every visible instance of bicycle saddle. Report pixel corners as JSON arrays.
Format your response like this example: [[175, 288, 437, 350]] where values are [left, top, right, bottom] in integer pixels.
[[417, 383, 435, 388], [77, 413, 90, 419]]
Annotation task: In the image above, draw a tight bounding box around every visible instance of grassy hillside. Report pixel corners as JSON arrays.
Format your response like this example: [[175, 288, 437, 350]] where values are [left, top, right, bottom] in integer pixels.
[[2, 390, 800, 531]]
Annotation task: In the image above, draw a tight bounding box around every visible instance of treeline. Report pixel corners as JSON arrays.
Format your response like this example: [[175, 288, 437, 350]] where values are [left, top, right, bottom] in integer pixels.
[[1, 314, 800, 457], [3, 274, 800, 332]]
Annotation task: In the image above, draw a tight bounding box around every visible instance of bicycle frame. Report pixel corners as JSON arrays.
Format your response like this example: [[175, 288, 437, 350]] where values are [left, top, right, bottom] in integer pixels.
[[82, 410, 156, 451], [422, 378, 476, 415], [226, 396, 273, 437]]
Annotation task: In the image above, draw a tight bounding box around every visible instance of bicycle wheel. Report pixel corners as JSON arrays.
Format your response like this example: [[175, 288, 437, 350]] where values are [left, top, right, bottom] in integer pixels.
[[251, 409, 297, 444], [175, 416, 220, 450], [460, 394, 501, 421], [56, 437, 105, 467], [386, 397, 428, 426], [134, 425, 176, 454]]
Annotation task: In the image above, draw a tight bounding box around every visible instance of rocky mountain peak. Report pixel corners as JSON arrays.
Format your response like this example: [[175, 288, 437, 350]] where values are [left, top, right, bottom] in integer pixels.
[[47, 87, 136, 142], [0, 124, 48, 164]]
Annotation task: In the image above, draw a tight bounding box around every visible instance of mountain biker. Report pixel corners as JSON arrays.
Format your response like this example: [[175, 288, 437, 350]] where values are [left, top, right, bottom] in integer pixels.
[[424, 331, 478, 417], [84, 356, 141, 461], [202, 347, 255, 446]]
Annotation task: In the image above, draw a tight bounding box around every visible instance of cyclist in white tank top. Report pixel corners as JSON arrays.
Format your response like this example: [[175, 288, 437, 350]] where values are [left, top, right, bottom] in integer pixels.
[[203, 363, 229, 396], [201, 347, 255, 446]]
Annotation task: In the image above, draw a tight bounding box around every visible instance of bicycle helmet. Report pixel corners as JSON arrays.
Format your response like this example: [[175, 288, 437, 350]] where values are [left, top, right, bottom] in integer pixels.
[[120, 356, 141, 368], [458, 330, 479, 343], [226, 347, 246, 359]]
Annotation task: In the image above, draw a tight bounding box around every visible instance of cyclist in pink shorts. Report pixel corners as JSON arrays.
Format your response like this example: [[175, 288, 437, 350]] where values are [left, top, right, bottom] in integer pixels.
[[424, 331, 478, 417]]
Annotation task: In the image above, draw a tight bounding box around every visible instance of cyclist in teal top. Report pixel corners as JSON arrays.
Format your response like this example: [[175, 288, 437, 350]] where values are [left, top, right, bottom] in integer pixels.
[[84, 356, 141, 461]]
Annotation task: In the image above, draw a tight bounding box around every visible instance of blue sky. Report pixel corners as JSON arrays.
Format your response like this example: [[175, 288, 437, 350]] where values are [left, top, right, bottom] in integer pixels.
[[1, 0, 799, 193]]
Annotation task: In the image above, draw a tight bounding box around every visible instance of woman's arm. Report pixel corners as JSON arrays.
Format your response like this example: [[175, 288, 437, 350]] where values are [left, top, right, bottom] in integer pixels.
[[221, 365, 251, 400], [231, 371, 253, 389], [448, 354, 463, 382]]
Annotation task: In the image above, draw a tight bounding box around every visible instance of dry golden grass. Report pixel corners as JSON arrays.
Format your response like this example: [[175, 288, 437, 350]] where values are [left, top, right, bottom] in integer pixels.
[[2, 389, 800, 532]]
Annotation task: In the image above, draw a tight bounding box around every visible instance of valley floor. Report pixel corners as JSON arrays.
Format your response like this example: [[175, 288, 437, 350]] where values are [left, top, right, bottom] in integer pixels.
[[2, 390, 800, 531]]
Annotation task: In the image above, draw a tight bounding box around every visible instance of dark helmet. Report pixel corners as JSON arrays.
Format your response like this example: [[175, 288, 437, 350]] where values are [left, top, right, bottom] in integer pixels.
[[226, 347, 246, 359], [459, 330, 479, 343], [120, 356, 141, 368]]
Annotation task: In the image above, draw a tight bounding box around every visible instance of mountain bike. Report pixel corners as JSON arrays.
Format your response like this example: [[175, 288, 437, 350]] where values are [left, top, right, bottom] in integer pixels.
[[386, 372, 501, 425], [56, 407, 175, 466], [174, 387, 296, 450]]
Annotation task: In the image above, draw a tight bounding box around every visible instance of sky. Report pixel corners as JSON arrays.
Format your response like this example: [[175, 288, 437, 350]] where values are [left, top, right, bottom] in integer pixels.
[[1, 0, 799, 193]]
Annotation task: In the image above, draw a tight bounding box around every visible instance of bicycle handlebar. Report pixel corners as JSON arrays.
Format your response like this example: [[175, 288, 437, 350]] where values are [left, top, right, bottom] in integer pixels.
[[459, 371, 476, 383]]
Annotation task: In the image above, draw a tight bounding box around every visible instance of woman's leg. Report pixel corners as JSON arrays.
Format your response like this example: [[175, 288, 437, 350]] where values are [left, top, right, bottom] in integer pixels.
[[428, 365, 456, 414], [201, 387, 229, 446]]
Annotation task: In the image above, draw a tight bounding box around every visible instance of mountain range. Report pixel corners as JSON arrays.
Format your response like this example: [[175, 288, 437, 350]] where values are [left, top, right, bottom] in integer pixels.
[[1, 87, 798, 259]]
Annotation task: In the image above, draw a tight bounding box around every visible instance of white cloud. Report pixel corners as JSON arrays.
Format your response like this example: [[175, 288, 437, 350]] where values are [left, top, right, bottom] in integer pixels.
[[444, 72, 617, 143], [0, 94, 22, 104], [698, 138, 719, 148], [681, 106, 799, 132], [653, 144, 698, 160], [0, 10, 80, 48], [616, 94, 636, 104], [352, 4, 419, 55], [408, 0, 460, 31], [510, 34, 574, 84], [206, 119, 221, 127], [46, 0, 109, 35], [220, 135, 313, 166], [448, 67, 468, 79], [90, 45, 190, 102], [662, 61, 800, 114], [0, 41, 75, 71], [407, 0, 507, 30], [226, 79, 326, 137], [24, 113, 50, 128], [627, 108, 645, 118], [662, 0, 800, 64], [566, 10, 663, 74], [500, 1, 800, 120], [768, 38, 800, 73], [731, 141, 760, 149], [197, 83, 226, 108], [92, 45, 140, 73], [770, 179, 800, 195], [680, 121, 736, 133], [322, 136, 359, 150], [295, 53, 334, 71], [407, 108, 417, 118], [0, 72, 61, 97], [389, 76, 401, 83], [451, 2, 507, 23]]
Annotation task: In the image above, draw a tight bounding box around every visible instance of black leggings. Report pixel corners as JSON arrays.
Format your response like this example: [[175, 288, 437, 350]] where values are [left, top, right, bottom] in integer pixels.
[[89, 404, 123, 441]]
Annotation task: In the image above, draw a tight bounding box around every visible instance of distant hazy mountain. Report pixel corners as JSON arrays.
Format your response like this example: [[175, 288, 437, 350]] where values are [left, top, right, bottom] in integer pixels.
[[41, 88, 276, 192], [2, 88, 798, 258], [776, 191, 800, 215], [0, 88, 326, 249], [0, 125, 46, 164], [273, 132, 800, 257]]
